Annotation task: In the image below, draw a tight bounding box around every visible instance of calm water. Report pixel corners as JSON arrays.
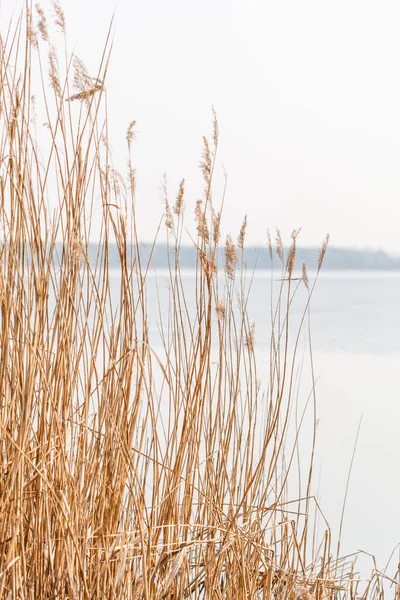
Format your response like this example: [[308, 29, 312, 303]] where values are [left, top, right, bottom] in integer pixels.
[[115, 269, 400, 570]]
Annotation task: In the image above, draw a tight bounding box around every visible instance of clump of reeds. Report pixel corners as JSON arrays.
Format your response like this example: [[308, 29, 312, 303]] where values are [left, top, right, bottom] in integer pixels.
[[0, 6, 395, 599]]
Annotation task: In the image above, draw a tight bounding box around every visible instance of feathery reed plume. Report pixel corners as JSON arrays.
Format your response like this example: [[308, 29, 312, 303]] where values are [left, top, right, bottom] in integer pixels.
[[72, 55, 92, 90], [237, 214, 247, 249], [302, 262, 309, 289], [200, 136, 212, 189], [66, 86, 102, 103], [48, 46, 61, 97], [128, 166, 136, 194], [165, 202, 174, 231], [174, 179, 185, 215], [110, 167, 125, 198], [225, 234, 238, 278], [71, 236, 83, 264], [246, 322, 255, 353], [126, 120, 137, 152], [318, 233, 330, 271], [216, 300, 225, 321], [27, 10, 38, 48], [67, 55, 102, 102], [126, 120, 137, 194], [276, 228, 284, 262], [36, 4, 48, 41], [195, 198, 202, 222], [286, 228, 299, 278], [212, 210, 221, 245], [162, 174, 174, 231], [195, 199, 209, 242], [198, 248, 217, 279], [267, 228, 273, 261], [51, 1, 66, 32], [212, 105, 219, 150]]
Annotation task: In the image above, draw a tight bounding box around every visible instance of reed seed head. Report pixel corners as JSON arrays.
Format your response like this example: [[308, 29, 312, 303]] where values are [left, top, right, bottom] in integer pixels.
[[27, 10, 39, 48], [286, 228, 298, 278], [267, 228, 273, 261], [73, 56, 91, 91], [225, 234, 238, 279], [212, 210, 221, 245], [318, 233, 330, 271], [36, 4, 49, 41], [126, 120, 137, 152], [165, 202, 174, 231], [199, 249, 217, 279], [52, 1, 65, 32], [195, 200, 209, 242], [246, 323, 255, 353], [200, 136, 212, 188], [174, 179, 185, 216], [212, 106, 219, 150], [302, 262, 309, 289], [237, 215, 247, 249], [66, 87, 102, 103], [162, 175, 174, 231], [71, 238, 83, 264], [216, 300, 225, 321], [66, 56, 102, 102], [276, 229, 284, 262], [48, 46, 61, 97], [109, 168, 124, 198], [128, 166, 136, 194]]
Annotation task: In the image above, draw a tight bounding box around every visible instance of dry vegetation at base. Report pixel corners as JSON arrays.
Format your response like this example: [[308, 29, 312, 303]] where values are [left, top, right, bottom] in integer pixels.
[[0, 4, 397, 599]]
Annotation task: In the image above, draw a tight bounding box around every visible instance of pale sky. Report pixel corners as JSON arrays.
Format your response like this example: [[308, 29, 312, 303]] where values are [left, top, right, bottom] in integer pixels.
[[8, 1, 400, 251]]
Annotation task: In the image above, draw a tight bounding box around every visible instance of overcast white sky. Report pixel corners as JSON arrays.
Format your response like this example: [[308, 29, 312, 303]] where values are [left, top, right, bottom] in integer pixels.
[[8, 0, 400, 251]]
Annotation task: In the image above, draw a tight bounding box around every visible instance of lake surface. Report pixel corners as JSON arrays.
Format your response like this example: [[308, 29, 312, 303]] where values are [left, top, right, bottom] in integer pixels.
[[114, 268, 400, 572]]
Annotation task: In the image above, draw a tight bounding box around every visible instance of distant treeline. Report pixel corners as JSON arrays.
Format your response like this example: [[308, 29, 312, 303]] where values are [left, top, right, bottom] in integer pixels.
[[79, 243, 400, 271]]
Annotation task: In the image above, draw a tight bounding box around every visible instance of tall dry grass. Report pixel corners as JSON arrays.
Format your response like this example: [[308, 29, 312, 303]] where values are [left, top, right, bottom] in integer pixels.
[[0, 4, 397, 599]]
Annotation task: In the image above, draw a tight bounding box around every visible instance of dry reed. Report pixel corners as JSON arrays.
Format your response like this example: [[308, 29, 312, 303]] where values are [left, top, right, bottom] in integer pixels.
[[0, 6, 396, 600]]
